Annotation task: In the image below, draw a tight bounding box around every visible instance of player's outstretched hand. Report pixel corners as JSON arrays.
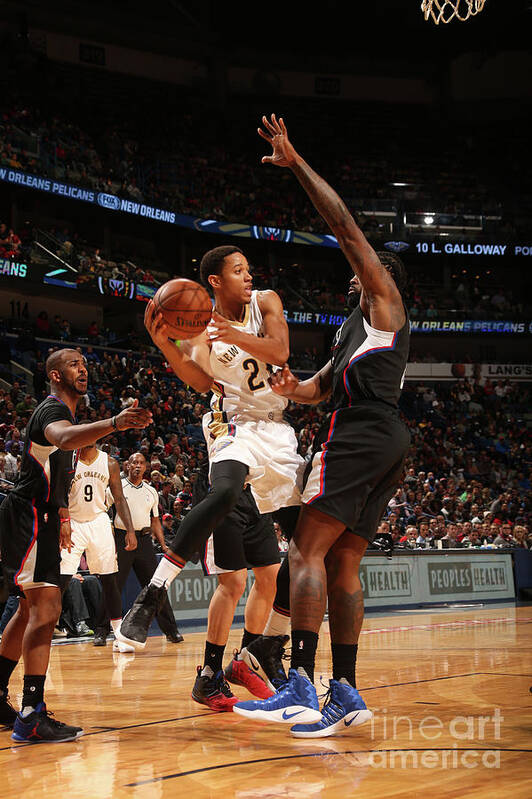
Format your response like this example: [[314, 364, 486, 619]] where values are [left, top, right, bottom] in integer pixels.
[[115, 399, 153, 431], [144, 299, 173, 350], [269, 363, 299, 395], [258, 114, 299, 168]]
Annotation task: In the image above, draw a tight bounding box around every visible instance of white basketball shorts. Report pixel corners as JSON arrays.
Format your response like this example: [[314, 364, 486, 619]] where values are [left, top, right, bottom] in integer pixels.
[[60, 512, 118, 575], [203, 414, 304, 514]]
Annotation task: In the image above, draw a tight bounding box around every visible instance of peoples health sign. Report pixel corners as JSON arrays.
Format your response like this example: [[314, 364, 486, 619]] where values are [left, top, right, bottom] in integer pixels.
[[163, 553, 515, 625]]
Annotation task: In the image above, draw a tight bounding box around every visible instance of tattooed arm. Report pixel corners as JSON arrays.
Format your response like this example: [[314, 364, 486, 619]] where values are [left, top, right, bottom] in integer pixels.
[[258, 114, 405, 333]]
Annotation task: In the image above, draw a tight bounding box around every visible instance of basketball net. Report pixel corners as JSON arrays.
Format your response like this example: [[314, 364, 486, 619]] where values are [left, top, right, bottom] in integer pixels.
[[421, 0, 486, 24]]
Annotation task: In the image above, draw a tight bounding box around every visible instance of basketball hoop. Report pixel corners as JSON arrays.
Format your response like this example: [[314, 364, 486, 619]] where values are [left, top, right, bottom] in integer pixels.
[[421, 0, 487, 24]]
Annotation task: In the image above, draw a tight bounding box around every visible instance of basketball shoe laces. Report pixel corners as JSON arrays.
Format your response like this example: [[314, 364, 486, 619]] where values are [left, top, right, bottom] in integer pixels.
[[213, 672, 234, 698], [32, 705, 73, 730], [314, 678, 346, 726], [270, 640, 291, 688]]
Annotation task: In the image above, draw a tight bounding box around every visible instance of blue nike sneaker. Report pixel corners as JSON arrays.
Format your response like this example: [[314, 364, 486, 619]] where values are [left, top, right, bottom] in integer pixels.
[[290, 678, 372, 738], [233, 667, 322, 724]]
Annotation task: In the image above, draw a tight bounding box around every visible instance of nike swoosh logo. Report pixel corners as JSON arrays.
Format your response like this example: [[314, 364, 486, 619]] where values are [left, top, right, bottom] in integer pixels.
[[248, 655, 261, 673], [344, 712, 360, 727], [282, 709, 305, 720]]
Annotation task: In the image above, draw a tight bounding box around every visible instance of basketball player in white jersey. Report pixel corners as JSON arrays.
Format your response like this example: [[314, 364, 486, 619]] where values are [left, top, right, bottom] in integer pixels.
[[60, 443, 137, 653], [117, 247, 304, 693]]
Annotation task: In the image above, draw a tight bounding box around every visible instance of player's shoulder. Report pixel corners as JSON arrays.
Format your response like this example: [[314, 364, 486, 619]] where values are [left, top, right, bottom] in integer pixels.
[[256, 289, 283, 313]]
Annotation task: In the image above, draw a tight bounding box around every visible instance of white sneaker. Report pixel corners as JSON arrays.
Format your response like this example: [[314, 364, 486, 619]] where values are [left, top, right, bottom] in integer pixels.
[[112, 640, 135, 653]]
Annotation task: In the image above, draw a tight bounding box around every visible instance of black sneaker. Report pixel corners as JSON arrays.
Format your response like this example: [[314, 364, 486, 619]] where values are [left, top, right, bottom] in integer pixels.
[[11, 702, 83, 743], [166, 630, 184, 643], [191, 666, 239, 712], [93, 629, 108, 647], [240, 634, 289, 693], [115, 584, 167, 650], [0, 691, 17, 729]]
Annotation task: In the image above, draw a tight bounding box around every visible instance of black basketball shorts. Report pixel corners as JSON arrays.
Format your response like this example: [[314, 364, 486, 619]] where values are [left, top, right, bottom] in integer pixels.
[[301, 403, 410, 542], [0, 493, 61, 595], [202, 487, 281, 575]]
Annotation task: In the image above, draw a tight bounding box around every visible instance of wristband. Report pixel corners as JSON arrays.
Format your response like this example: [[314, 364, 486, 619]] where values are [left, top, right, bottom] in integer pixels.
[[111, 416, 117, 430], [60, 517, 70, 523]]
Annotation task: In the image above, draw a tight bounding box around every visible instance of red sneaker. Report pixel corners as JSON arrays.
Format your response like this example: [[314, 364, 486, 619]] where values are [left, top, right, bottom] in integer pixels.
[[191, 666, 239, 711], [224, 652, 274, 699]]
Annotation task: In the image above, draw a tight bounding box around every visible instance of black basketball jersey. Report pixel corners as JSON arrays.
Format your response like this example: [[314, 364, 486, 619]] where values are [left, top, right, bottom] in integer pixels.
[[330, 305, 409, 409], [12, 395, 78, 509]]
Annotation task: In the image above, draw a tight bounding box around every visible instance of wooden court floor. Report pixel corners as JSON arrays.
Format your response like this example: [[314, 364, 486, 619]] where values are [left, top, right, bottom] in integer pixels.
[[1, 605, 531, 799]]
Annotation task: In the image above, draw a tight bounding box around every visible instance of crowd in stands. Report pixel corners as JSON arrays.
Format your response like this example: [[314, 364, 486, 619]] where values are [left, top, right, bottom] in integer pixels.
[[257, 259, 528, 320], [0, 335, 530, 550], [28, 224, 164, 290], [1, 55, 529, 237], [0, 222, 22, 260], [2, 210, 528, 324]]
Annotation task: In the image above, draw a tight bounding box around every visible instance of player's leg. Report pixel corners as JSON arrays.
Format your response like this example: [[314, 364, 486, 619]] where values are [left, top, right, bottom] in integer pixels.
[[264, 505, 299, 634], [11, 585, 83, 742], [291, 445, 408, 738], [234, 504, 343, 724], [59, 520, 88, 634], [226, 563, 281, 698], [192, 569, 247, 711], [193, 495, 250, 710], [289, 531, 373, 738], [61, 577, 93, 637], [96, 526, 136, 647], [130, 533, 182, 643], [240, 506, 298, 689], [80, 574, 104, 632], [243, 564, 279, 637], [86, 516, 134, 651], [1, 499, 82, 740], [214, 499, 281, 697], [0, 594, 28, 728], [117, 460, 247, 649]]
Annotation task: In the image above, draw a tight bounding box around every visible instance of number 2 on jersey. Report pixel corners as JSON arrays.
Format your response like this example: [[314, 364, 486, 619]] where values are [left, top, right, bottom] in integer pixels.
[[243, 358, 265, 392]]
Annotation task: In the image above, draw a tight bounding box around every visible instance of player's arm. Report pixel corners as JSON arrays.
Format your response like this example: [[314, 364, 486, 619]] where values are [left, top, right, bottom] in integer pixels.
[[146, 484, 167, 552], [258, 114, 405, 332], [58, 505, 72, 553], [208, 290, 289, 366], [269, 361, 333, 405], [44, 401, 152, 450], [150, 514, 167, 552], [108, 457, 137, 551], [145, 301, 214, 394]]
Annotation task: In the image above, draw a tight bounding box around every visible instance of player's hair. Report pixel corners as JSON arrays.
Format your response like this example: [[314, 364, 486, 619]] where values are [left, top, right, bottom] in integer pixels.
[[199, 245, 244, 288], [45, 348, 78, 378], [376, 251, 408, 293]]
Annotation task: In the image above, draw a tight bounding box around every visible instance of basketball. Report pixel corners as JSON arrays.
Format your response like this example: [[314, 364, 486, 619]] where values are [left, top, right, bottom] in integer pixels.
[[149, 278, 212, 339]]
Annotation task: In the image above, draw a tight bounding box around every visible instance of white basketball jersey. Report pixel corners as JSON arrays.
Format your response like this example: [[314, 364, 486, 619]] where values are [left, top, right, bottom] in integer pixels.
[[207, 291, 287, 432], [68, 450, 110, 522]]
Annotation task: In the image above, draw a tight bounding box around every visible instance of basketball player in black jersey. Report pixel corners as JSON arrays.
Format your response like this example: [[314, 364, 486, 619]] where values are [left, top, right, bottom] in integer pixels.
[[234, 115, 410, 736], [0, 348, 151, 742]]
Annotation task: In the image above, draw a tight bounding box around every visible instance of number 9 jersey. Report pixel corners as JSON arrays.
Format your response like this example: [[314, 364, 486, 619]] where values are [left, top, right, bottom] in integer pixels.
[[68, 449, 110, 522], [207, 290, 288, 421]]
